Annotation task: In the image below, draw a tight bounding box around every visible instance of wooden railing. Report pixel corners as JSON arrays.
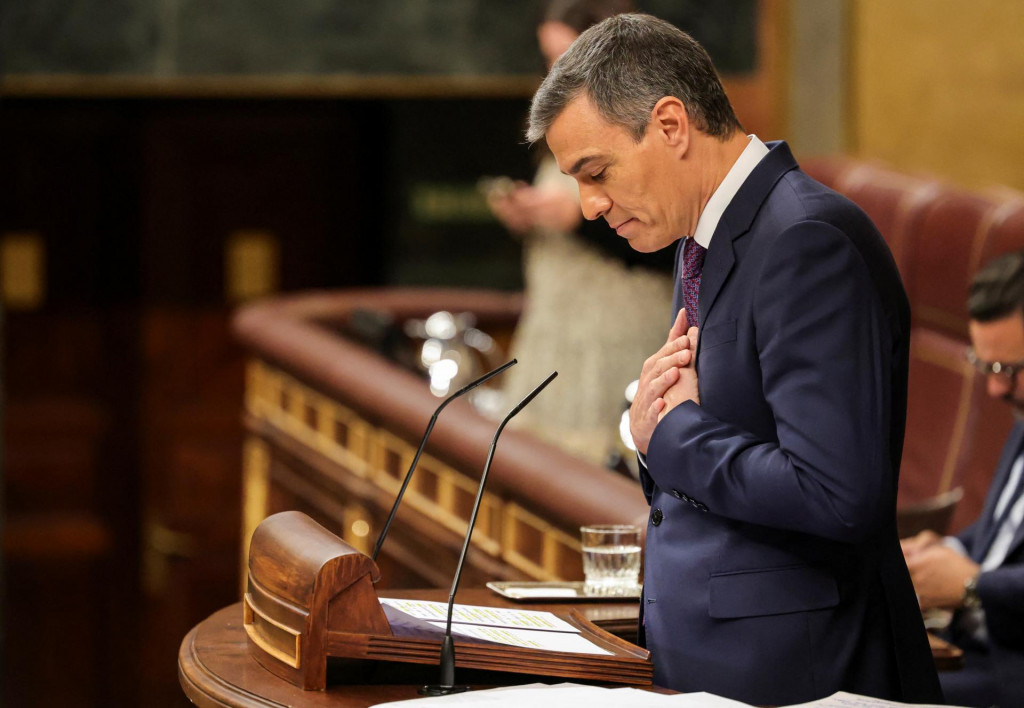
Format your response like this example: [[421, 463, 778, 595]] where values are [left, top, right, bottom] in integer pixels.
[[232, 288, 650, 591]]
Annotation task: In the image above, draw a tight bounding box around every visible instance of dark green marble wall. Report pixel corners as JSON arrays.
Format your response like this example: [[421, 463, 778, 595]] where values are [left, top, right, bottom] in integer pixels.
[[0, 0, 755, 77]]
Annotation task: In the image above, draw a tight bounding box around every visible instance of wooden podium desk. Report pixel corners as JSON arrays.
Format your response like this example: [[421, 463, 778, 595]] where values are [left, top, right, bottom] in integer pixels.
[[178, 589, 644, 708], [178, 589, 961, 707]]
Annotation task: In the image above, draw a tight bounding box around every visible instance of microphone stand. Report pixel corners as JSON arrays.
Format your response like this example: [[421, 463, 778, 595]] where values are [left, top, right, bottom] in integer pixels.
[[420, 370, 558, 696], [371, 359, 517, 562]]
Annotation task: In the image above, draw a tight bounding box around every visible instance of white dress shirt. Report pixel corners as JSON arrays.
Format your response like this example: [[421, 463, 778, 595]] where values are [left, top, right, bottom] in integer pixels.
[[690, 135, 769, 250], [635, 135, 769, 462]]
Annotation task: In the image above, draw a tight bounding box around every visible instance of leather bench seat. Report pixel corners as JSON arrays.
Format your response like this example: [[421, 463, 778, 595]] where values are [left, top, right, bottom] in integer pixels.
[[803, 157, 1024, 532]]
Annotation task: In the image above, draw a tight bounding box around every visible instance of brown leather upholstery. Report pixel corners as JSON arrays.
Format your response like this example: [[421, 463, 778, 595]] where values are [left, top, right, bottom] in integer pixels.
[[803, 159, 1024, 534], [835, 165, 936, 273], [901, 329, 974, 507], [904, 188, 1004, 339], [896, 487, 963, 540], [979, 194, 1024, 264]]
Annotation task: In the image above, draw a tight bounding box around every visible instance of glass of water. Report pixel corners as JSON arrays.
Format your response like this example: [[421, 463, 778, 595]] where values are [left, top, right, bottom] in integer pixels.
[[580, 524, 642, 596]]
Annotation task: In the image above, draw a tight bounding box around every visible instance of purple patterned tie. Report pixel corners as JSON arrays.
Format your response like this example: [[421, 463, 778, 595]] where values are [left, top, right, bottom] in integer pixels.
[[681, 237, 706, 330]]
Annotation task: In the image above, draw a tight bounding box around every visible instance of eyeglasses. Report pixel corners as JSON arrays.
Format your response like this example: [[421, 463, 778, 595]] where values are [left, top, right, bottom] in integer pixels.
[[965, 347, 1024, 382]]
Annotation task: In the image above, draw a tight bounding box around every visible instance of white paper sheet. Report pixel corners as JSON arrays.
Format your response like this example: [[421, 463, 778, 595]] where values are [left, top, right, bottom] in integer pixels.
[[379, 598, 577, 632], [425, 621, 613, 655], [782, 691, 963, 708], [371, 683, 754, 707]]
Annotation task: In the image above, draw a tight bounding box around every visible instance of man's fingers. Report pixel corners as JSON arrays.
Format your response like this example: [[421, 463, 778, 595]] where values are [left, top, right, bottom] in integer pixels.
[[667, 308, 689, 343], [646, 328, 694, 370], [638, 351, 691, 408], [632, 310, 696, 451], [662, 365, 681, 385], [637, 365, 680, 409], [656, 349, 691, 378], [686, 326, 699, 352], [655, 398, 669, 422], [648, 366, 680, 398]]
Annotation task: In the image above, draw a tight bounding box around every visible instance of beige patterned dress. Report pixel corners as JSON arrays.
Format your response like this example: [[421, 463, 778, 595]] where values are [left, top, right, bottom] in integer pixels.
[[501, 158, 674, 465]]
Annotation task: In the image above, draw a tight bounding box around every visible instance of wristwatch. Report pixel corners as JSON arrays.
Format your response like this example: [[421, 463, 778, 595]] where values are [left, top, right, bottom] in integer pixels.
[[962, 572, 982, 610]]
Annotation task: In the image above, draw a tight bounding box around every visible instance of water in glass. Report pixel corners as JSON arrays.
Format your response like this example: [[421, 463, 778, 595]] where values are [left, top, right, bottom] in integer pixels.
[[580, 524, 641, 596]]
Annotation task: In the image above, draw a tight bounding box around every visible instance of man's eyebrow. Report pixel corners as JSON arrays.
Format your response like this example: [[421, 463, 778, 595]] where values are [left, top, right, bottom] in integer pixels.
[[566, 155, 599, 176]]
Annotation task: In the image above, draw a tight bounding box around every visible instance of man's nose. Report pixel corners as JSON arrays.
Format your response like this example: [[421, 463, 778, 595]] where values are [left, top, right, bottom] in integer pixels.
[[579, 184, 611, 221]]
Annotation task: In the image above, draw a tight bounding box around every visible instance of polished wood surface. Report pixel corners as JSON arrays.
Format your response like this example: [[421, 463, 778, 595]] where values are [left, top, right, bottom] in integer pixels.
[[180, 590, 643, 708], [233, 289, 649, 598], [181, 604, 414, 708], [242, 512, 650, 690], [244, 511, 392, 689], [181, 591, 963, 707]]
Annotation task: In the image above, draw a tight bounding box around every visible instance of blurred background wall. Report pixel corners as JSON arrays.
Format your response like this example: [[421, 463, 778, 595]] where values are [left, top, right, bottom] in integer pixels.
[[0, 0, 1021, 706], [788, 0, 1024, 191], [851, 0, 1024, 191]]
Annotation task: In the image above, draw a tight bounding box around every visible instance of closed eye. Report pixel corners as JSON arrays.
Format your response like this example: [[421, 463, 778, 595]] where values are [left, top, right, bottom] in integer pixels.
[[591, 168, 607, 183]]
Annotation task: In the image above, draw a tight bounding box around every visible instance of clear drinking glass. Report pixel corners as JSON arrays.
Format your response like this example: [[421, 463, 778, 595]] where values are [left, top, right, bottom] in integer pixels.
[[580, 524, 642, 596]]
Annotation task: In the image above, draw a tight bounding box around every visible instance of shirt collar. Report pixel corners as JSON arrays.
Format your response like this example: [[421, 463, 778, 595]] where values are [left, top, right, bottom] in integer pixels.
[[691, 135, 769, 249]]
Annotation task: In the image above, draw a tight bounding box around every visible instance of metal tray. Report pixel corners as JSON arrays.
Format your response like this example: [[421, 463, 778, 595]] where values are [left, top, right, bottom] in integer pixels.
[[486, 580, 641, 602]]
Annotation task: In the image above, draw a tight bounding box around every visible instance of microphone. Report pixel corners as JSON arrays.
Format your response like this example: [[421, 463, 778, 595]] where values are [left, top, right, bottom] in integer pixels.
[[371, 359, 517, 562], [420, 370, 558, 696]]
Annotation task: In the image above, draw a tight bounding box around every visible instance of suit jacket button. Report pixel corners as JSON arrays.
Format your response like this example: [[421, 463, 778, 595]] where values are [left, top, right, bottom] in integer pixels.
[[652, 508, 664, 526]]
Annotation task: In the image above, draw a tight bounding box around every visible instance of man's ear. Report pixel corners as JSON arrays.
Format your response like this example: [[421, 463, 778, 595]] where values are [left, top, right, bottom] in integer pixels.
[[650, 96, 690, 155]]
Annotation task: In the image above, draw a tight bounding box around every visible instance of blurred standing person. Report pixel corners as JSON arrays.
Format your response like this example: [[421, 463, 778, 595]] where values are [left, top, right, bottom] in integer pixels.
[[487, 0, 675, 467]]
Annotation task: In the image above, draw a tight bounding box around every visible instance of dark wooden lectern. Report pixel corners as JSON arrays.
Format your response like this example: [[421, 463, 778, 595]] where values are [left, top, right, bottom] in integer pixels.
[[244, 510, 393, 689], [243, 511, 653, 692]]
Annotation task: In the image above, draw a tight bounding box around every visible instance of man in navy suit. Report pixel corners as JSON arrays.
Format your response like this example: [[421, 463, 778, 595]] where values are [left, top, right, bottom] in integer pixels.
[[903, 251, 1024, 708], [527, 13, 941, 705]]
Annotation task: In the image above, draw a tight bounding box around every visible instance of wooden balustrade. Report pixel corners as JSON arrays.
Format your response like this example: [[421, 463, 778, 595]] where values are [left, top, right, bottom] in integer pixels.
[[232, 288, 650, 592]]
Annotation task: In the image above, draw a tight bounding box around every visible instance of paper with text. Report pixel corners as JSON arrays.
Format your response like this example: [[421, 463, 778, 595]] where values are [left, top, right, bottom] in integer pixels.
[[424, 621, 613, 655], [379, 598, 615, 655], [379, 598, 577, 632]]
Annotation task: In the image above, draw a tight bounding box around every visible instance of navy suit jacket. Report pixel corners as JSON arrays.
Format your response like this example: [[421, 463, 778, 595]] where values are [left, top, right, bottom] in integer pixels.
[[953, 422, 1024, 706], [639, 142, 941, 705]]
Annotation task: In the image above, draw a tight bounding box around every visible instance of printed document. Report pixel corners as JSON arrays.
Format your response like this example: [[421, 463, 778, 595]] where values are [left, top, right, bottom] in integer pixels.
[[379, 598, 612, 655]]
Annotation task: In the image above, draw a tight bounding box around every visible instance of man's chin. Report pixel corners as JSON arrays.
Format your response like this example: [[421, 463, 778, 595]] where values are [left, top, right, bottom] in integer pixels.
[[623, 232, 675, 254], [628, 240, 659, 254]]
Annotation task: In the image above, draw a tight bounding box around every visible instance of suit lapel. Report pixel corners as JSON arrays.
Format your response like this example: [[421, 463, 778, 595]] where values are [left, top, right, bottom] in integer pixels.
[[670, 237, 684, 319], [1007, 504, 1024, 561], [697, 141, 799, 356], [996, 424, 1024, 558], [972, 423, 1024, 562], [697, 231, 735, 343]]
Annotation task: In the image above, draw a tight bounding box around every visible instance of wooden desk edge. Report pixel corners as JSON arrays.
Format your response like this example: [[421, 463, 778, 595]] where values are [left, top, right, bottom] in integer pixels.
[[177, 597, 646, 707], [178, 598, 962, 707], [179, 617, 286, 708]]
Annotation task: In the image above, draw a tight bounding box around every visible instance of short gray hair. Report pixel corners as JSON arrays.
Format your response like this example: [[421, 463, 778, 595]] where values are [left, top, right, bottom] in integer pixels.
[[527, 13, 742, 144]]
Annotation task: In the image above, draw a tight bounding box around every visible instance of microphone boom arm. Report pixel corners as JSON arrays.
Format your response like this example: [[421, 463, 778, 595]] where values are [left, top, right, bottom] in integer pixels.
[[423, 370, 558, 695], [444, 370, 558, 633], [371, 358, 517, 562]]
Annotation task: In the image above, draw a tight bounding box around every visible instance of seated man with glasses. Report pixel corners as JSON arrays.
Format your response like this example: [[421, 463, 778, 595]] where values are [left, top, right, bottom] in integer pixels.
[[902, 249, 1024, 708]]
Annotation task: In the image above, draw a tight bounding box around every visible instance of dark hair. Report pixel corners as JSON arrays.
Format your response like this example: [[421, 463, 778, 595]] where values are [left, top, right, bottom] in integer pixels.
[[527, 13, 742, 143], [968, 250, 1024, 322], [544, 0, 634, 35]]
